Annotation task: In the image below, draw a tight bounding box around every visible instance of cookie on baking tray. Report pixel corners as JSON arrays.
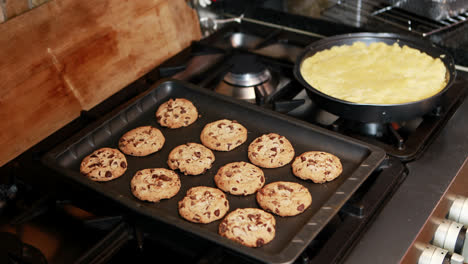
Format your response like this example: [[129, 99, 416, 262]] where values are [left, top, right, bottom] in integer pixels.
[[80, 147, 127, 182], [292, 151, 343, 184], [167, 143, 215, 175], [247, 133, 295, 168], [118, 126, 165, 156], [155, 98, 198, 129], [178, 186, 229, 224], [131, 168, 181, 202], [200, 119, 248, 151], [218, 208, 276, 248], [256, 181, 312, 217], [214, 161, 265, 196]]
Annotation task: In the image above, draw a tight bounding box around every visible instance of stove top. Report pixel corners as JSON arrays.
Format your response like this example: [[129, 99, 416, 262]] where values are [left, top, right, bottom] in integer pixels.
[[0, 9, 467, 264], [157, 22, 467, 161]]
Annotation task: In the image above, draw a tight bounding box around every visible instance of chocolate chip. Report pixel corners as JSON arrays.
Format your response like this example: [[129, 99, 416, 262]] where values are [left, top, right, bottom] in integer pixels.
[[297, 204, 305, 211], [90, 154, 98, 158], [180, 107, 187, 114], [159, 175, 172, 181], [174, 114, 179, 119], [216, 143, 221, 147], [278, 184, 293, 192], [301, 156, 306, 162], [252, 152, 258, 157], [156, 115, 162, 121], [279, 140, 284, 144], [208, 132, 214, 136], [214, 209, 220, 217], [228, 125, 234, 130], [225, 171, 233, 177], [260, 176, 264, 183], [189, 195, 196, 200], [120, 162, 127, 168], [224, 201, 228, 206], [256, 238, 265, 247], [257, 145, 263, 151], [270, 147, 277, 152], [256, 138, 262, 143], [88, 163, 100, 168], [236, 140, 242, 144], [267, 227, 272, 232], [232, 187, 238, 191], [108, 154, 114, 158], [227, 143, 232, 150], [195, 152, 201, 158], [217, 122, 226, 128], [219, 222, 227, 233], [105, 171, 112, 178]]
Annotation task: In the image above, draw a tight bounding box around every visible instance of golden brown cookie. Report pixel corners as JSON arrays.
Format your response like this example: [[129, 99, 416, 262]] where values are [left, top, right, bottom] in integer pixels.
[[247, 133, 295, 168], [178, 186, 229, 224], [218, 208, 276, 247], [214, 162, 265, 196], [131, 168, 181, 202], [200, 119, 247, 151], [167, 143, 215, 175], [256, 181, 312, 216], [155, 98, 198, 129], [292, 151, 343, 183], [80, 148, 127, 182], [118, 126, 165, 156]]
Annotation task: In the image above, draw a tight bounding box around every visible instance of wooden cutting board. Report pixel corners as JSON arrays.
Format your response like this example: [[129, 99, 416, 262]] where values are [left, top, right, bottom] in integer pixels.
[[0, 0, 201, 166]]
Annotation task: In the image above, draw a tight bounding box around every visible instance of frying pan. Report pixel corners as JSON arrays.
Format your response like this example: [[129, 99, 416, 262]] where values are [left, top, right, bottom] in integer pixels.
[[293, 32, 457, 123]]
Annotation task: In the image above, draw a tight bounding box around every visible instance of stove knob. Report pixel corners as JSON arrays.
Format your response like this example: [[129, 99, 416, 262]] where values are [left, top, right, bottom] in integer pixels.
[[448, 196, 468, 226], [433, 219, 468, 258], [418, 245, 464, 264]]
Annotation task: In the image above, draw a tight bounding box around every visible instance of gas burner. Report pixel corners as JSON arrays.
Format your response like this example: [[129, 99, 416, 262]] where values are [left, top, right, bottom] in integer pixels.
[[215, 54, 278, 102]]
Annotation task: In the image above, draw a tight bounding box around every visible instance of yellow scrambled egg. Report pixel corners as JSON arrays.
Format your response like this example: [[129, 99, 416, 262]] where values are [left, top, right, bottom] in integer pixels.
[[300, 42, 447, 104]]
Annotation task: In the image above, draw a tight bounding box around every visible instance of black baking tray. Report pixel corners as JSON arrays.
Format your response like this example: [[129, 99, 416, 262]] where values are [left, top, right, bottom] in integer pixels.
[[43, 79, 385, 264]]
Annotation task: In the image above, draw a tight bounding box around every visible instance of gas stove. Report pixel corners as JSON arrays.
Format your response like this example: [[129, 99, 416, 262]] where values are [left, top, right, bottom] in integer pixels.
[[0, 5, 467, 264]]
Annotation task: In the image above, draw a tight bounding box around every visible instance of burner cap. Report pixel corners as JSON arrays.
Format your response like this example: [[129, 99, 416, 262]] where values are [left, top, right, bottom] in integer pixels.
[[224, 54, 271, 87]]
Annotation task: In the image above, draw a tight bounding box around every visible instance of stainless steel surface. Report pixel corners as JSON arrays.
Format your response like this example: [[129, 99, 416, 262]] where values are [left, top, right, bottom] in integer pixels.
[[381, 0, 468, 21], [316, 0, 468, 36], [344, 73, 468, 264], [214, 71, 278, 102], [224, 69, 271, 86], [224, 14, 327, 38]]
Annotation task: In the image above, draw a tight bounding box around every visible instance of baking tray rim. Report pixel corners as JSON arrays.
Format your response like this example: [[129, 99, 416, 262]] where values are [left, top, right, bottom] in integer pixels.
[[42, 79, 386, 264]]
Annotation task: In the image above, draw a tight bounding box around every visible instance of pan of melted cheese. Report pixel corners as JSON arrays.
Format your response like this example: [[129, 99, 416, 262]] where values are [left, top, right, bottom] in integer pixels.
[[299, 41, 448, 105]]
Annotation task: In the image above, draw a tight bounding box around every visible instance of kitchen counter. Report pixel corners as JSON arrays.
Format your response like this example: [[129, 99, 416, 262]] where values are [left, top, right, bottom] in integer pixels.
[[344, 71, 468, 263]]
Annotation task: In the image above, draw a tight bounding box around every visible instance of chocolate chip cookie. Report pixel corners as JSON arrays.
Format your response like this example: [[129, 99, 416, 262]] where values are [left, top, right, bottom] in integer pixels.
[[118, 126, 165, 156], [292, 151, 343, 183], [200, 119, 247, 151], [214, 162, 265, 196], [155, 98, 198, 129], [247, 133, 295, 168], [167, 143, 215, 175], [178, 186, 229, 224], [80, 148, 127, 182], [256, 181, 312, 217], [131, 168, 181, 202], [218, 208, 276, 247]]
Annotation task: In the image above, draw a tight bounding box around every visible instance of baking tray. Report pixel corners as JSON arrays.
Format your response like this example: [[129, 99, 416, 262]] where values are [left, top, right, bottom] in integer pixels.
[[43, 79, 386, 264]]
